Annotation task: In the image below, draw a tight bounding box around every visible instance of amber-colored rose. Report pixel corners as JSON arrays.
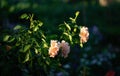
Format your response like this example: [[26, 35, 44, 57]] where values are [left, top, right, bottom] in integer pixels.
[[79, 26, 89, 43], [48, 40, 60, 58]]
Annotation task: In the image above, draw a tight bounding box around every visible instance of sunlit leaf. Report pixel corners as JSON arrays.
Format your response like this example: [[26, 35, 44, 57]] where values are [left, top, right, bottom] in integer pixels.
[[69, 17, 75, 23], [43, 43, 48, 48], [23, 52, 30, 63], [8, 37, 15, 42], [38, 21, 43, 27], [3, 35, 10, 41], [20, 14, 29, 19], [34, 48, 39, 54], [69, 35, 72, 43], [28, 30, 32, 34], [20, 45, 31, 52], [75, 11, 80, 17], [69, 17, 74, 21], [34, 26, 39, 31], [73, 28, 77, 32], [41, 32, 46, 39], [80, 43, 83, 48], [14, 25, 22, 30], [63, 32, 69, 36], [24, 45, 31, 52], [42, 38, 46, 42], [64, 22, 71, 31]]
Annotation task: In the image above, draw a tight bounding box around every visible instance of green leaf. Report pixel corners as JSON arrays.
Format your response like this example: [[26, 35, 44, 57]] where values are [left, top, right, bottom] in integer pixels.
[[41, 32, 46, 39], [75, 11, 80, 17], [73, 25, 78, 32], [20, 14, 29, 19], [34, 26, 39, 31], [69, 17, 75, 23], [69, 35, 73, 44], [33, 39, 40, 47], [34, 48, 39, 54], [28, 30, 32, 34], [73, 28, 77, 32], [14, 25, 22, 30], [38, 21, 43, 27], [63, 32, 69, 36], [59, 24, 66, 31], [3, 35, 10, 41], [20, 45, 31, 52], [8, 37, 15, 42], [23, 52, 30, 63], [42, 38, 46, 42], [46, 61, 49, 65], [69, 17, 74, 21], [80, 43, 83, 48], [43, 43, 48, 48], [24, 45, 31, 52], [16, 43, 20, 46], [64, 22, 71, 31]]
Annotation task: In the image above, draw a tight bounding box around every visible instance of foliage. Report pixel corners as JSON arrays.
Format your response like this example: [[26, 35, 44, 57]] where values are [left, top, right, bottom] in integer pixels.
[[1, 11, 87, 76]]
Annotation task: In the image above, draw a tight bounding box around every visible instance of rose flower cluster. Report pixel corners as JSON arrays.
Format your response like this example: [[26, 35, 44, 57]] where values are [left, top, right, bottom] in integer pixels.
[[48, 26, 89, 58], [48, 40, 70, 58]]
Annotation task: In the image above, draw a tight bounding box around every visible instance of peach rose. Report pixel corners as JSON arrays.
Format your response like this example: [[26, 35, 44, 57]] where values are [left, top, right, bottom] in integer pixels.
[[48, 40, 60, 58], [79, 26, 89, 43]]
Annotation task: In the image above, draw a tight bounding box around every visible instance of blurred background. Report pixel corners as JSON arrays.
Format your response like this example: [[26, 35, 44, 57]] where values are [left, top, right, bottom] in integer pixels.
[[0, 0, 120, 76]]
